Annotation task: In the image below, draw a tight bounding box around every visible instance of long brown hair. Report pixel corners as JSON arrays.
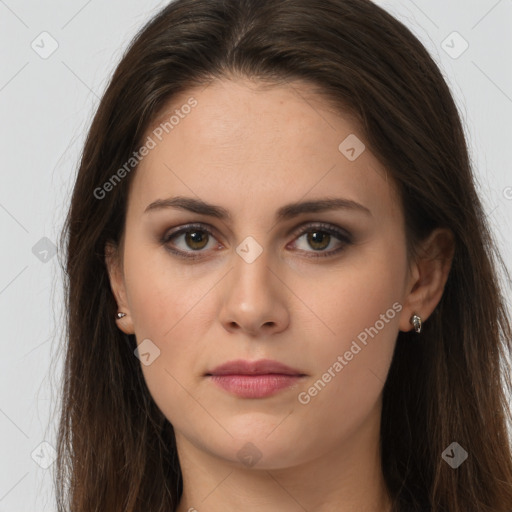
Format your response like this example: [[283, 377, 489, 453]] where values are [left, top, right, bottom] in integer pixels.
[[55, 0, 512, 510]]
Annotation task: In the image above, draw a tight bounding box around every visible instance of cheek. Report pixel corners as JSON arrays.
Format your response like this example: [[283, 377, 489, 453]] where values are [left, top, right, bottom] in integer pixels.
[[124, 237, 214, 338], [294, 236, 405, 404], [122, 241, 219, 420], [300, 234, 406, 343]]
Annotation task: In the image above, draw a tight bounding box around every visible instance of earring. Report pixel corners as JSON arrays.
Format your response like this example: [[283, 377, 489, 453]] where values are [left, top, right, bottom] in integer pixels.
[[410, 313, 422, 333], [116, 312, 127, 319]]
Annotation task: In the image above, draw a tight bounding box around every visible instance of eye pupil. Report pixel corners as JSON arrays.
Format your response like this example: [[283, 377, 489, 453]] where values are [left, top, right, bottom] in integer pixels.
[[307, 231, 330, 250]]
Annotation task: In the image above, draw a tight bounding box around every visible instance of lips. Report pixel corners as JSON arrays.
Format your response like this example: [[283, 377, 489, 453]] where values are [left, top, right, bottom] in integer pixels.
[[205, 359, 307, 399], [206, 359, 305, 377]]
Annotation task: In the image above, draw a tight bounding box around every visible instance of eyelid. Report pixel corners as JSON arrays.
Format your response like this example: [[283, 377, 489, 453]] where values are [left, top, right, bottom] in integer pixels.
[[289, 221, 352, 242], [162, 222, 220, 244]]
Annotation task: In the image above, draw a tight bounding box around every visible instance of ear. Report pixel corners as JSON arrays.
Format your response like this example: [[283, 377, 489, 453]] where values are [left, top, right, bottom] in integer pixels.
[[105, 240, 135, 335], [399, 227, 455, 332]]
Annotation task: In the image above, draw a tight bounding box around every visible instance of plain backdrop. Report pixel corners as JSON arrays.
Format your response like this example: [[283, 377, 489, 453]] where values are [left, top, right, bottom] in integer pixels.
[[0, 0, 511, 510]]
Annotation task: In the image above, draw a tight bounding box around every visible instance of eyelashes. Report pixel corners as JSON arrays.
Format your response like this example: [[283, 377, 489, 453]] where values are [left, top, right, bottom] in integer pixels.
[[161, 222, 353, 261]]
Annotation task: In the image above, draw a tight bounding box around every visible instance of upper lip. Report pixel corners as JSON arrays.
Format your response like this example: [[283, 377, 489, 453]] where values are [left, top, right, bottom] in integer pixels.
[[206, 359, 306, 376]]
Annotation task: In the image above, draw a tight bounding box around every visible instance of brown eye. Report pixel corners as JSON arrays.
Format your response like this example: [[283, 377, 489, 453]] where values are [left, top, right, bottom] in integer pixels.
[[291, 223, 353, 258], [306, 231, 331, 251], [183, 230, 209, 250], [162, 224, 219, 259]]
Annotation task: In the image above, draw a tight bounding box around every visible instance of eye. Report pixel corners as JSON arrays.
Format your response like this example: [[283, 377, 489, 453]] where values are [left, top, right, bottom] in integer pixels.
[[162, 224, 220, 259], [161, 222, 352, 260], [289, 222, 352, 258]]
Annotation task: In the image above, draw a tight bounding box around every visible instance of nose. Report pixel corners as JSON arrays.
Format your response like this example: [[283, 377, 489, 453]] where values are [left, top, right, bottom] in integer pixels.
[[218, 247, 290, 337]]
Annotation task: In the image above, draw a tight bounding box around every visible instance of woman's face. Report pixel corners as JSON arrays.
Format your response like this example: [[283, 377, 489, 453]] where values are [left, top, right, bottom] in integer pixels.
[[108, 78, 416, 470]]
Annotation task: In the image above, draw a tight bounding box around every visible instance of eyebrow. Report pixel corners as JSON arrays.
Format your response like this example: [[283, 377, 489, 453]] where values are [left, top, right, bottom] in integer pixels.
[[144, 195, 372, 221]]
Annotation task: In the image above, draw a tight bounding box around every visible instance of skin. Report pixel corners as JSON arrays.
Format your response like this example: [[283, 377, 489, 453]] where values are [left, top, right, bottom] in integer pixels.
[[106, 78, 454, 512]]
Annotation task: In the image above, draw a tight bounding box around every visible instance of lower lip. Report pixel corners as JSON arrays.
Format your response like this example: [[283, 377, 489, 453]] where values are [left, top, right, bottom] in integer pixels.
[[208, 374, 303, 398]]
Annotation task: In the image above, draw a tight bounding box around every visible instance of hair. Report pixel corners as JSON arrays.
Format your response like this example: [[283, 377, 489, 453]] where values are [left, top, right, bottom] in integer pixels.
[[55, 0, 512, 510]]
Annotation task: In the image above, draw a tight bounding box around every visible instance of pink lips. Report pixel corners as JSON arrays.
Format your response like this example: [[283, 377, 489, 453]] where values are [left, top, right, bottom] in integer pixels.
[[206, 359, 306, 398]]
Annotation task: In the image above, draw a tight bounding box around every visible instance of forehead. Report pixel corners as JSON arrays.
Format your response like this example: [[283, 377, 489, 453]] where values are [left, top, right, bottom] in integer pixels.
[[128, 78, 401, 224]]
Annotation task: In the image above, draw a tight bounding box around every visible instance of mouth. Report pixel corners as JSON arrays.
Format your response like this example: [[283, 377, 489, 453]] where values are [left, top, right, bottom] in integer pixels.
[[206, 358, 306, 376], [205, 359, 307, 398]]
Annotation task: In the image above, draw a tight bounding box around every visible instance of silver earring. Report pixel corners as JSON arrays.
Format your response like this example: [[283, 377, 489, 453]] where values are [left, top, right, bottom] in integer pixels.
[[116, 312, 127, 319], [410, 313, 422, 333]]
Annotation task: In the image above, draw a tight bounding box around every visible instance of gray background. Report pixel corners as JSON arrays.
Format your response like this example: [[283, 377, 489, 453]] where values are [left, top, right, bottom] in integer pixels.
[[0, 1, 511, 510]]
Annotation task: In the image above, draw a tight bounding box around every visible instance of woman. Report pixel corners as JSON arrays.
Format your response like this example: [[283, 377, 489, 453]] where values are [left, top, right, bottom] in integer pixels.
[[55, 0, 512, 510]]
